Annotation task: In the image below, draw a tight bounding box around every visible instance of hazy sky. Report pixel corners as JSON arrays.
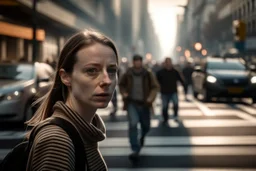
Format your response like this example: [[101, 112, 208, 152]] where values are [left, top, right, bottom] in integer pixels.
[[148, 0, 188, 59]]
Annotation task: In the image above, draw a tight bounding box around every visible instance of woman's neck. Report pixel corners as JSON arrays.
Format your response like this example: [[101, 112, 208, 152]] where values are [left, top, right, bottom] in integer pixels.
[[65, 95, 96, 123]]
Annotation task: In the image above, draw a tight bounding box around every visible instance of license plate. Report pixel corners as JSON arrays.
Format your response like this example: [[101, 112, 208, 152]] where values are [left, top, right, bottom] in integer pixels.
[[228, 87, 244, 94]]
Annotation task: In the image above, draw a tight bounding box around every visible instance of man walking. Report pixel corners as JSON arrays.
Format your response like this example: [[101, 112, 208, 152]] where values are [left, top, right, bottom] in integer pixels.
[[182, 61, 194, 101], [157, 57, 186, 124], [119, 54, 159, 160]]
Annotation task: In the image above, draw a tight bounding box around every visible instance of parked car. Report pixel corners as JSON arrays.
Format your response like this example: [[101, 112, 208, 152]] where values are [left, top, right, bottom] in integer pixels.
[[0, 62, 54, 123], [192, 57, 256, 103]]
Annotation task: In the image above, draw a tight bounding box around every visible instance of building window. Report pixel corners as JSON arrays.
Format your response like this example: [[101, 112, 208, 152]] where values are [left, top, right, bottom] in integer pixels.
[[253, 0, 256, 12], [243, 4, 246, 16], [248, 1, 251, 14], [248, 21, 251, 33], [253, 20, 256, 33]]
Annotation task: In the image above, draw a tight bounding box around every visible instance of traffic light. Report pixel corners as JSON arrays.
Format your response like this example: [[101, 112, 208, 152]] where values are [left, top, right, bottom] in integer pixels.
[[233, 20, 246, 42]]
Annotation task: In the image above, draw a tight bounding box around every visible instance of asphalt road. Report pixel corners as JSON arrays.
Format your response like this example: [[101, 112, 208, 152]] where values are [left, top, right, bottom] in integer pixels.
[[1, 91, 256, 171]]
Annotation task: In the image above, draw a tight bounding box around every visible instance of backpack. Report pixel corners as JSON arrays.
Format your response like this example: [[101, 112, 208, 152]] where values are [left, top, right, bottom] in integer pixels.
[[0, 117, 87, 171]]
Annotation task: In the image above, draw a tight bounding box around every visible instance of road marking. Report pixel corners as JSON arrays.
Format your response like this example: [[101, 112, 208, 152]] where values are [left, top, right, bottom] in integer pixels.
[[237, 104, 256, 115], [105, 119, 256, 130], [0, 131, 26, 139], [193, 100, 215, 116], [100, 146, 256, 156], [1, 146, 256, 160], [100, 136, 256, 147]]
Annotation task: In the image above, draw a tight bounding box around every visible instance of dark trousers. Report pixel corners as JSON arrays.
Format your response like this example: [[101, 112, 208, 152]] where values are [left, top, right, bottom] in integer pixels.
[[127, 103, 150, 152], [111, 90, 117, 114], [161, 93, 179, 122]]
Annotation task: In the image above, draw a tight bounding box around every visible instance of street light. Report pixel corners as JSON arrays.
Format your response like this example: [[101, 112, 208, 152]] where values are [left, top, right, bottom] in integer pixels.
[[201, 49, 207, 56], [194, 42, 202, 51]]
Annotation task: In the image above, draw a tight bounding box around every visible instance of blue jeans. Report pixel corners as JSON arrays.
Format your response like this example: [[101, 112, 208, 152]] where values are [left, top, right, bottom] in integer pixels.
[[127, 103, 150, 153], [161, 93, 179, 122]]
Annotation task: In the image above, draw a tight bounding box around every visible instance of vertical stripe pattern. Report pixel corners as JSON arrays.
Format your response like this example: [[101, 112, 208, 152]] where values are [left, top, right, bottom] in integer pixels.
[[26, 101, 107, 171]]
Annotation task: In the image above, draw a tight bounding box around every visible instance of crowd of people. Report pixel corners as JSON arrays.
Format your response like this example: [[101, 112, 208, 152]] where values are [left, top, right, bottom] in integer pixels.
[[114, 54, 194, 161]]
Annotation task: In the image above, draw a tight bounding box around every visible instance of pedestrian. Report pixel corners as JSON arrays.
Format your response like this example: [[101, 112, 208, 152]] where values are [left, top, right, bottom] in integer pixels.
[[182, 61, 194, 101], [110, 89, 118, 117], [119, 54, 159, 160], [25, 30, 119, 170], [156, 57, 186, 124]]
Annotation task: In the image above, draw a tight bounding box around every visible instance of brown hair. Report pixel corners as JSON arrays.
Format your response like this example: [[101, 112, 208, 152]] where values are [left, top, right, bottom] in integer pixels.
[[26, 30, 118, 128]]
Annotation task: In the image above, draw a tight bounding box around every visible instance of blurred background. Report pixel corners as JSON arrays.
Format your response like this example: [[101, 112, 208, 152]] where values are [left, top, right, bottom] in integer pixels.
[[0, 0, 256, 170]]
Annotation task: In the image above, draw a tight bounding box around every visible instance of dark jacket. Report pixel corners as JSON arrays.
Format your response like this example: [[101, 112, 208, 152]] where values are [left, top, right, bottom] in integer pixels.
[[157, 68, 186, 94], [182, 66, 194, 84], [119, 67, 159, 110]]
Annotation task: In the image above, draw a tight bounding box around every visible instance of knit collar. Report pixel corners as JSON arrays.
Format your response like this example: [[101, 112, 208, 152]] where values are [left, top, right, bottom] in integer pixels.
[[52, 101, 106, 144]]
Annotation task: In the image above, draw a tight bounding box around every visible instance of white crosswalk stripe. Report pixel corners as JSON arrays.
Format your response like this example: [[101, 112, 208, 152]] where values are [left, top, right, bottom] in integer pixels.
[[1, 91, 256, 169], [98, 92, 256, 169]]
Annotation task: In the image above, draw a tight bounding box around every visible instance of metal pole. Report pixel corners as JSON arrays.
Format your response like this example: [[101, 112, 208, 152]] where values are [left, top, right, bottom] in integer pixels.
[[32, 0, 37, 62]]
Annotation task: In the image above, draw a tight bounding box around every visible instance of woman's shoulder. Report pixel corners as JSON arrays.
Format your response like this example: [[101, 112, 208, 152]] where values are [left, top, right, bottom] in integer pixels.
[[28, 124, 76, 171], [33, 123, 74, 150]]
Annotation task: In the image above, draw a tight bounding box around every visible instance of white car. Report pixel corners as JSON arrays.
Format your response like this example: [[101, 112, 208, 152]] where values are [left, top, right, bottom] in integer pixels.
[[0, 62, 54, 123]]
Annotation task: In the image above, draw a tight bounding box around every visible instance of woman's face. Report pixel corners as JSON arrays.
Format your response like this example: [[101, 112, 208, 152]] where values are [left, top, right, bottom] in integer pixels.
[[68, 43, 118, 109]]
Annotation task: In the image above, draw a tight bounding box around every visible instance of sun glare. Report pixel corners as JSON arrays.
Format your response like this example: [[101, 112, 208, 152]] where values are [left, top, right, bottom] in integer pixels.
[[149, 9, 177, 58], [148, 0, 186, 60]]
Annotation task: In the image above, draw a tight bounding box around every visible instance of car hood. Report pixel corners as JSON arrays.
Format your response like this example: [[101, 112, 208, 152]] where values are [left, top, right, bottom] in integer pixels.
[[0, 79, 34, 94], [207, 70, 250, 79]]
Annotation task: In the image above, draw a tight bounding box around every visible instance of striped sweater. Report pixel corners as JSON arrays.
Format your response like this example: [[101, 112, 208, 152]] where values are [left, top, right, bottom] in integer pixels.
[[26, 101, 107, 171]]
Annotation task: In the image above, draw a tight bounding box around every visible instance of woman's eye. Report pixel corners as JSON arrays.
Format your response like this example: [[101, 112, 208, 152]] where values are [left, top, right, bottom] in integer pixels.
[[107, 68, 117, 74], [85, 68, 99, 75]]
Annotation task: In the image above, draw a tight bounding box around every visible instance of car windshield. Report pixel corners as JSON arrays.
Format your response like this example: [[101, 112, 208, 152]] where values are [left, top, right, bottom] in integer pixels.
[[207, 61, 246, 70], [0, 64, 34, 80]]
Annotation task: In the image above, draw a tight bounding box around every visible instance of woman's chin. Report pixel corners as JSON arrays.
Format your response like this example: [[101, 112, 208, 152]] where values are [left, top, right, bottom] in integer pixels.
[[94, 102, 109, 109]]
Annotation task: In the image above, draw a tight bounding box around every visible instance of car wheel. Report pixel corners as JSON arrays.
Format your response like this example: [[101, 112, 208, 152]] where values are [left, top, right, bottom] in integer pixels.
[[23, 103, 33, 123], [193, 91, 198, 99], [203, 89, 211, 102]]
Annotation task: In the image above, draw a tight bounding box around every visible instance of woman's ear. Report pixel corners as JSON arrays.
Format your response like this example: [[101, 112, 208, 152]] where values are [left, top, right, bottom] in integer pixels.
[[59, 69, 71, 87]]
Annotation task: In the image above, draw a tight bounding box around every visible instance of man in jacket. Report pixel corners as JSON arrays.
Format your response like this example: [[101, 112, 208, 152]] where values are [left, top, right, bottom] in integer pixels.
[[157, 57, 186, 124], [119, 54, 159, 160]]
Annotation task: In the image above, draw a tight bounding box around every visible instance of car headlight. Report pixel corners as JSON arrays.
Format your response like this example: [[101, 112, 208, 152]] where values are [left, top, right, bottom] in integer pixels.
[[251, 76, 256, 84], [207, 75, 217, 83], [3, 91, 23, 101]]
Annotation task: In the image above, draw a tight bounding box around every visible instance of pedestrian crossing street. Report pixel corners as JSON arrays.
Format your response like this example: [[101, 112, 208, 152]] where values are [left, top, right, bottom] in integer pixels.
[[96, 92, 256, 170], [0, 91, 256, 170]]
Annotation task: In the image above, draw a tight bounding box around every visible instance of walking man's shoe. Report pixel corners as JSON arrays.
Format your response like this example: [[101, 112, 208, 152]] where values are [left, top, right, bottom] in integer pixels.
[[140, 136, 145, 147], [129, 152, 139, 161]]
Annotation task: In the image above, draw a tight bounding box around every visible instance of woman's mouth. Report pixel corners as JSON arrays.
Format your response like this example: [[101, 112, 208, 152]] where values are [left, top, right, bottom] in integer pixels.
[[93, 93, 111, 101]]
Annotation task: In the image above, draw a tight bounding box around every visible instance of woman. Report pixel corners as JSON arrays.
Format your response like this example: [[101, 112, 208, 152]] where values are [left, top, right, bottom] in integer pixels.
[[26, 30, 119, 171]]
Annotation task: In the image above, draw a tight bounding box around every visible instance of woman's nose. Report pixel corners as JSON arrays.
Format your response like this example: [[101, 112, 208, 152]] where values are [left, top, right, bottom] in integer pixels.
[[100, 71, 112, 86]]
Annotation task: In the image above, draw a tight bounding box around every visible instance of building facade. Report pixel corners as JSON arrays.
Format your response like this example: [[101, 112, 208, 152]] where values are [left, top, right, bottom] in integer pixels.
[[232, 0, 256, 53], [0, 0, 160, 64]]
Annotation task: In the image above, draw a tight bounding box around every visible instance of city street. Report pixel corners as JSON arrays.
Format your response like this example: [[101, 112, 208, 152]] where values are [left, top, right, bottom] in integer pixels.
[[0, 88, 256, 171]]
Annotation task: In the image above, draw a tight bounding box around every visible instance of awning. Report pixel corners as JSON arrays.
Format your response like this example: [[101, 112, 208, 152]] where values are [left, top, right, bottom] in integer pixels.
[[0, 21, 45, 41]]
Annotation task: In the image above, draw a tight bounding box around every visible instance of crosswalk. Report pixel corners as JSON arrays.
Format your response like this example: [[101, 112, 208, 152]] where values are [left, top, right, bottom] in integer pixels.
[[0, 90, 256, 170], [96, 91, 256, 170]]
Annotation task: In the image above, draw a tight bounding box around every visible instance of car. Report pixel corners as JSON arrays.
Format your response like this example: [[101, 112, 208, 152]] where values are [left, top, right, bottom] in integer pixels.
[[0, 62, 54, 123], [192, 57, 256, 103]]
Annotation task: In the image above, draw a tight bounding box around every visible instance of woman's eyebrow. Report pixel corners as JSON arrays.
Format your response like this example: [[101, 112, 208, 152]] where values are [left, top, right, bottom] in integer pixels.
[[84, 63, 102, 67]]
